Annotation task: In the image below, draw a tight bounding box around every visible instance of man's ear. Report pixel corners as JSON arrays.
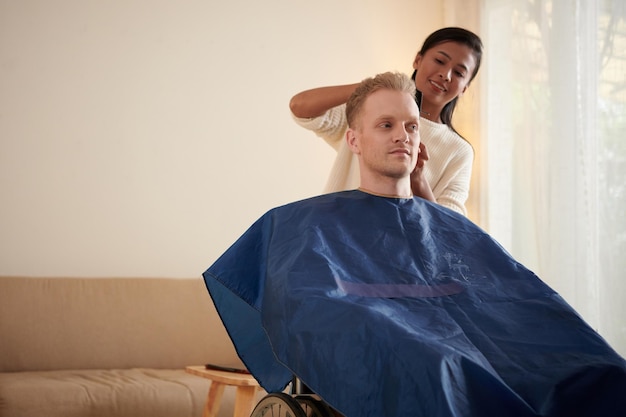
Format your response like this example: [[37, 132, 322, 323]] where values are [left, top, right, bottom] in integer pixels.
[[346, 128, 360, 154]]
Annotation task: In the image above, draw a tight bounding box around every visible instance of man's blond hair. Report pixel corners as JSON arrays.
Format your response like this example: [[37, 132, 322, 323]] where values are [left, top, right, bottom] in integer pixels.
[[346, 72, 417, 129]]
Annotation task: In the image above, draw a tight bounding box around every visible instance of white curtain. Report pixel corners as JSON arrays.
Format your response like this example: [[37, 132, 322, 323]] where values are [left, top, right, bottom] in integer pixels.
[[480, 0, 626, 356]]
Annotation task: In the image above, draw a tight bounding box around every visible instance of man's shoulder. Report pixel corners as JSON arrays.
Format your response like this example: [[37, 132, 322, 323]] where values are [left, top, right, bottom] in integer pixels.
[[272, 190, 459, 219]]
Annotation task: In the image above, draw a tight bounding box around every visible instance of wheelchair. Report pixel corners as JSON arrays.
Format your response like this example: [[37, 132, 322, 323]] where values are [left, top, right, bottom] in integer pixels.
[[250, 377, 337, 417]]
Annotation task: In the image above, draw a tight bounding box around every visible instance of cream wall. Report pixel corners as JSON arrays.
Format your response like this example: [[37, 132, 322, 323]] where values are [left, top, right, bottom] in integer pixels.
[[0, 1, 461, 277]]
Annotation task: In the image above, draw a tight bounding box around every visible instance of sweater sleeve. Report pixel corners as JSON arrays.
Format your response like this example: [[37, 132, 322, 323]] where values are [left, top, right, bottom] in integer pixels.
[[419, 119, 474, 216], [291, 104, 348, 151], [434, 148, 473, 216]]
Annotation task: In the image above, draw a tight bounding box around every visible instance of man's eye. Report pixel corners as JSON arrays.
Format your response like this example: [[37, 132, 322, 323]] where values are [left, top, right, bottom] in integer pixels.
[[381, 122, 392, 128]]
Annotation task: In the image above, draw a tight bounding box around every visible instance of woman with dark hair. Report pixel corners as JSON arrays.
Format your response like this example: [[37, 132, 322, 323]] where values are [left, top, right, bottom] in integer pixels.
[[289, 27, 483, 216]]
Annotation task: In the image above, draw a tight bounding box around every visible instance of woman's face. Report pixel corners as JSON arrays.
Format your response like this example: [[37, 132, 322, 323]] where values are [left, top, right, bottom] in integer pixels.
[[412, 41, 477, 109]]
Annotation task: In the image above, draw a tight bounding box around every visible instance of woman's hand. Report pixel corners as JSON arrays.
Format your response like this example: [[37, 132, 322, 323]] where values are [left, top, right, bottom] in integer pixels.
[[411, 143, 436, 202]]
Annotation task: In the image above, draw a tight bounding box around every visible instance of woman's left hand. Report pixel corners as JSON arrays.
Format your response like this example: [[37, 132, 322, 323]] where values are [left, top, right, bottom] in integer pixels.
[[411, 143, 436, 202]]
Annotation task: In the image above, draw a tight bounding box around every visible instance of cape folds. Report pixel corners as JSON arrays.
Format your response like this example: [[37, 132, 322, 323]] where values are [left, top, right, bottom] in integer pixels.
[[203, 190, 626, 417]]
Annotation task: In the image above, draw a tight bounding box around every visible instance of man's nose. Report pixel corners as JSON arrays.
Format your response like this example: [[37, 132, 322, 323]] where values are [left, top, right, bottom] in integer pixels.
[[394, 126, 410, 142]]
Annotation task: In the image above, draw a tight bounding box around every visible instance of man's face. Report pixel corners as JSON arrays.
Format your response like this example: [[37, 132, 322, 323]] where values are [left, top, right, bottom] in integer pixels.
[[347, 89, 420, 180]]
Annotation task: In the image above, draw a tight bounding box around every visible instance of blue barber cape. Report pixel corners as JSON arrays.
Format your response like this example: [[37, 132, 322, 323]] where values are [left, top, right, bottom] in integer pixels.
[[203, 190, 626, 417]]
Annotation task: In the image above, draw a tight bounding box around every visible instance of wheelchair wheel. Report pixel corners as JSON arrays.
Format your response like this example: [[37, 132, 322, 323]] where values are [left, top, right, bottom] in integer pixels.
[[294, 395, 335, 417], [250, 393, 307, 417]]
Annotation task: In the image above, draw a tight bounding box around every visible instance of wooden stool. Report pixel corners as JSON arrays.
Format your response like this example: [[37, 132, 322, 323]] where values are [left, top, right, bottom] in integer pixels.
[[186, 365, 261, 417]]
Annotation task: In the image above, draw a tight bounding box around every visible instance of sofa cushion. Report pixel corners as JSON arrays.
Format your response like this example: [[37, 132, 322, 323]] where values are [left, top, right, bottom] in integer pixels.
[[0, 368, 223, 417]]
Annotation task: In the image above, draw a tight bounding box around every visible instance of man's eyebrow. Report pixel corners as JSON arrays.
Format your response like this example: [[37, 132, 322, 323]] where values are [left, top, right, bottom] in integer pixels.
[[374, 115, 419, 124], [436, 50, 469, 72]]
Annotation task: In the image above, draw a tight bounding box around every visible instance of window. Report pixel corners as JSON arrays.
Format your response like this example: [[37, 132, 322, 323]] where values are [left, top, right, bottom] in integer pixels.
[[481, 0, 626, 355]]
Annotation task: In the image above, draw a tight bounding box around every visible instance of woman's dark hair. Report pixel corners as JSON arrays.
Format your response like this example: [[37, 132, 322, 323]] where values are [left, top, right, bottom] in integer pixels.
[[411, 27, 483, 138]]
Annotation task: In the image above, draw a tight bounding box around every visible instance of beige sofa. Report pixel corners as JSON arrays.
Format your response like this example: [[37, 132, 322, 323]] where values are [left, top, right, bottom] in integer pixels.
[[0, 276, 260, 417]]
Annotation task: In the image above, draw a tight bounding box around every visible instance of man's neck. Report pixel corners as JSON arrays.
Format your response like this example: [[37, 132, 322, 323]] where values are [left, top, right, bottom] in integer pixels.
[[358, 177, 413, 199]]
